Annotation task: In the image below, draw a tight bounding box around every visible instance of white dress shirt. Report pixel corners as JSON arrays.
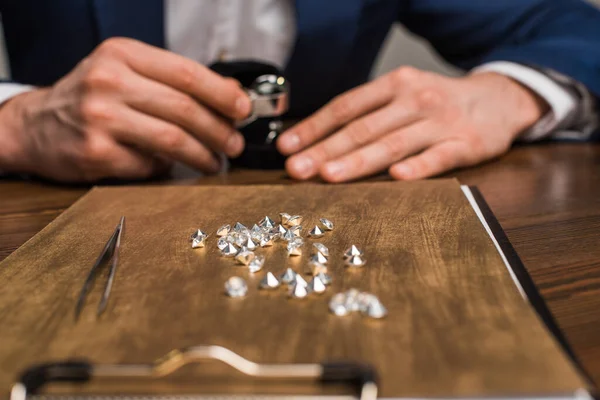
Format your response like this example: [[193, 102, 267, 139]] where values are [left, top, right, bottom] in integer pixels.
[[0, 0, 590, 141]]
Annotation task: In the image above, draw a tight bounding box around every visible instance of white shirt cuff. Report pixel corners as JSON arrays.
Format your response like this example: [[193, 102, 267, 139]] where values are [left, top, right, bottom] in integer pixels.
[[473, 61, 577, 142], [0, 83, 36, 106]]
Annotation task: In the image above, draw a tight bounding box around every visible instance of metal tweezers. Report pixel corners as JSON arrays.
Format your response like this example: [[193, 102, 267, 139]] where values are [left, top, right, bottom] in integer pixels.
[[74, 216, 125, 320]]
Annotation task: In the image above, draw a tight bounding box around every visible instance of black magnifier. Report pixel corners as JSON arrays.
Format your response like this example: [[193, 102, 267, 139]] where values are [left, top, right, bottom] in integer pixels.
[[210, 61, 290, 169]]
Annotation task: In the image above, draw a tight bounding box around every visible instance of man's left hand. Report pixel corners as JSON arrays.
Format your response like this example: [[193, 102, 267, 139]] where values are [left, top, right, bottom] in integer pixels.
[[277, 67, 548, 182]]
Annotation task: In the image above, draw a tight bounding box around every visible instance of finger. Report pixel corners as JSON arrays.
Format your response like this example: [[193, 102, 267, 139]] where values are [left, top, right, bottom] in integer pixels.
[[285, 102, 424, 179], [104, 145, 169, 180], [317, 120, 436, 182], [72, 135, 168, 181], [389, 140, 473, 180], [122, 71, 244, 157], [106, 106, 222, 173], [98, 38, 251, 119], [277, 77, 395, 155]]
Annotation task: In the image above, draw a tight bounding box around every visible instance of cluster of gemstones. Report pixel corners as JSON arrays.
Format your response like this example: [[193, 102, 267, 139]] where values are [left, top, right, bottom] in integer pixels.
[[329, 289, 387, 319], [189, 213, 385, 319]]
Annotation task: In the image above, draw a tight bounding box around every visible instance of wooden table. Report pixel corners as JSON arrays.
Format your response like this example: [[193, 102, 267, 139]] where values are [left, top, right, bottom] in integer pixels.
[[1, 143, 600, 392]]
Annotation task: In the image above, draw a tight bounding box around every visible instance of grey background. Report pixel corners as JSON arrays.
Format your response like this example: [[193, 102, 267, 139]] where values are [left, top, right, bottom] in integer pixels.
[[0, 0, 599, 80]]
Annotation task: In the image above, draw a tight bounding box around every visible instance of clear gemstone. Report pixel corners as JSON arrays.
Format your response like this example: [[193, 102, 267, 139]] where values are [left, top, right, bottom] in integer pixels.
[[315, 272, 332, 286], [233, 222, 249, 234], [277, 224, 287, 235], [289, 283, 310, 298], [243, 237, 257, 251], [312, 243, 329, 257], [235, 248, 255, 265], [308, 226, 324, 238], [259, 272, 280, 289], [190, 229, 208, 248], [258, 272, 280, 289], [345, 255, 366, 267], [260, 235, 273, 247], [294, 274, 308, 287], [308, 276, 327, 294], [319, 218, 334, 231], [225, 277, 248, 298], [365, 298, 387, 319], [248, 255, 265, 273], [250, 224, 263, 241], [191, 237, 205, 249], [329, 293, 350, 316], [217, 237, 229, 251], [280, 268, 297, 284], [282, 228, 296, 242], [221, 243, 238, 257], [279, 213, 291, 225], [287, 215, 303, 227], [216, 224, 231, 237], [344, 245, 363, 259], [310, 252, 328, 265], [357, 293, 379, 312], [226, 233, 237, 243], [233, 233, 247, 247], [287, 240, 302, 256], [309, 262, 328, 276], [259, 216, 276, 230], [344, 290, 361, 312], [290, 225, 303, 236]]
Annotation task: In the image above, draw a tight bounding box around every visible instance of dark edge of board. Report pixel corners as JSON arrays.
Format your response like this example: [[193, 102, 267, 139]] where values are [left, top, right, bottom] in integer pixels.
[[468, 186, 594, 388]]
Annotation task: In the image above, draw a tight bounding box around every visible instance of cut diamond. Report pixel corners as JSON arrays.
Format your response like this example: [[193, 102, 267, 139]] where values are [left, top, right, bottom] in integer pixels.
[[235, 233, 250, 247], [235, 248, 255, 265], [344, 245, 363, 259], [294, 274, 308, 287], [259, 216, 276, 230], [221, 243, 238, 257], [309, 262, 328, 276], [329, 293, 349, 316], [282, 228, 296, 242], [287, 240, 302, 256], [308, 276, 327, 294], [190, 229, 208, 249], [290, 225, 302, 236], [308, 226, 324, 238], [319, 218, 334, 231], [216, 224, 231, 237], [233, 222, 249, 234], [289, 283, 310, 298], [287, 215, 303, 227], [260, 235, 273, 247], [217, 237, 229, 251], [277, 224, 287, 235], [357, 293, 379, 313], [345, 255, 366, 268], [315, 272, 332, 286], [310, 252, 328, 265], [364, 298, 387, 319], [243, 237, 257, 251], [259, 272, 280, 289], [250, 224, 263, 241], [248, 255, 265, 273], [279, 213, 291, 225], [280, 268, 297, 284], [312, 243, 329, 257], [225, 277, 248, 298]]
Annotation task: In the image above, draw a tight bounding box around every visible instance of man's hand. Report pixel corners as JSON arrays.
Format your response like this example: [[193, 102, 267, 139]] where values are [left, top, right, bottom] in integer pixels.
[[0, 38, 251, 182], [277, 67, 548, 182]]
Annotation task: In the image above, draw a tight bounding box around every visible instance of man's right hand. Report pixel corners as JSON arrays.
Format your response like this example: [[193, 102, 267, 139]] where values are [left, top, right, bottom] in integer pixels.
[[0, 38, 251, 182]]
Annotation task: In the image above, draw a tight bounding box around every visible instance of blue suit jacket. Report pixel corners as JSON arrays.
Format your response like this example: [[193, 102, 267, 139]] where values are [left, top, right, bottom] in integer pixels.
[[1, 0, 599, 119]]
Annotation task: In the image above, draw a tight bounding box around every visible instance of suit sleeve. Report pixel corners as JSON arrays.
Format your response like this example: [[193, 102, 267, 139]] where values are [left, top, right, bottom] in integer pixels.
[[399, 0, 600, 133]]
